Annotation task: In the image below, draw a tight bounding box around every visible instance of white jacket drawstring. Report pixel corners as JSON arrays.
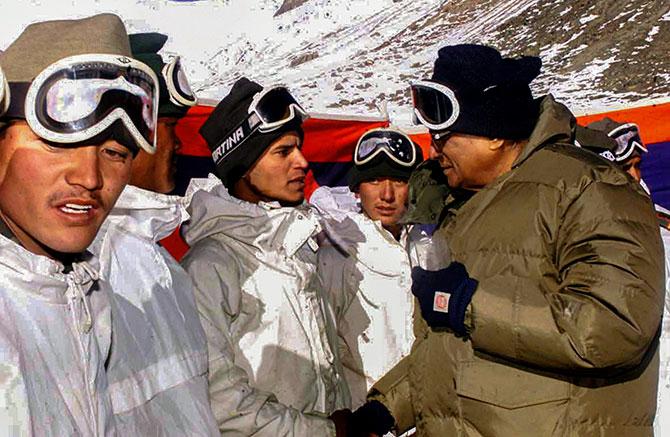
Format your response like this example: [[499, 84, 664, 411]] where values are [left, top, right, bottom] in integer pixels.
[[66, 262, 97, 334]]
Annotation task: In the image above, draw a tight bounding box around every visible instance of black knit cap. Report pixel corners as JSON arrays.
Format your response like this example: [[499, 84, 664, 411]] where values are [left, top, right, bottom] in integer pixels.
[[199, 77, 304, 188], [431, 44, 542, 140], [129, 32, 189, 119], [349, 131, 424, 190]]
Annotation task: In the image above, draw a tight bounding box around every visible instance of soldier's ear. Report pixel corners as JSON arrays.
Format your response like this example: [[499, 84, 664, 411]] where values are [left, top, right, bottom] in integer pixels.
[[487, 138, 505, 151]]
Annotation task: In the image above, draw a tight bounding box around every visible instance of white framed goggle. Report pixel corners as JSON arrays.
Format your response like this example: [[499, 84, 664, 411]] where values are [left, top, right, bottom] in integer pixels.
[[608, 122, 647, 162], [0, 65, 9, 117], [161, 56, 197, 107], [354, 127, 417, 167], [21, 54, 159, 154], [410, 80, 461, 131]]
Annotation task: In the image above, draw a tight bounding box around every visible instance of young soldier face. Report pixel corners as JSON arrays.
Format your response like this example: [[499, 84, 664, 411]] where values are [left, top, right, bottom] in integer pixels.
[[238, 132, 308, 206], [0, 121, 133, 257], [358, 177, 410, 236]]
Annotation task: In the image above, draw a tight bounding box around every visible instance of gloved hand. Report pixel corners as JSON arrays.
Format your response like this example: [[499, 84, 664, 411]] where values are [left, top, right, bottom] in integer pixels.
[[411, 262, 478, 336], [329, 409, 353, 437], [347, 400, 395, 437]]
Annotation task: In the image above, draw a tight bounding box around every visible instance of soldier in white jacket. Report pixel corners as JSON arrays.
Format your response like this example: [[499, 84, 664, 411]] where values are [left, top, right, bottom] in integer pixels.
[[181, 78, 351, 436], [312, 128, 431, 408], [0, 14, 217, 435]]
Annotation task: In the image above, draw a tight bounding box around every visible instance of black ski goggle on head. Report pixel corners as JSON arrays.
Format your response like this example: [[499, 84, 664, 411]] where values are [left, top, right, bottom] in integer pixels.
[[609, 123, 647, 162]]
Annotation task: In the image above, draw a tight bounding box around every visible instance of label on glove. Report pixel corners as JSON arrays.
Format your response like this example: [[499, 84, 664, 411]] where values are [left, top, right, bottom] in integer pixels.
[[433, 292, 450, 313]]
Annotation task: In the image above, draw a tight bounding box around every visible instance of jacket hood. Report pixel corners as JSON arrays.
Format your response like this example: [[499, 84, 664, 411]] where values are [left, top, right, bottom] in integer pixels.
[[310, 186, 362, 222], [182, 176, 323, 257], [97, 184, 191, 244]]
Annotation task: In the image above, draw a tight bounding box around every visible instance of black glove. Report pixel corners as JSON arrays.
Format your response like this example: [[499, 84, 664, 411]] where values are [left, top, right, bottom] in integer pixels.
[[411, 262, 478, 336], [348, 400, 395, 437]]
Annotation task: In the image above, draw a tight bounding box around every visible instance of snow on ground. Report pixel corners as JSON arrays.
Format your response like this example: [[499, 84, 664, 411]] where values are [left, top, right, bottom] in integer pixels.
[[0, 0, 668, 126]]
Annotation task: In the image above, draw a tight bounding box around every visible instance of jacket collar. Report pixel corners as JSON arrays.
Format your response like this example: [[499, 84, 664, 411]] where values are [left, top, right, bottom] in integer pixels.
[[403, 159, 451, 225], [0, 232, 100, 302], [183, 178, 324, 258]]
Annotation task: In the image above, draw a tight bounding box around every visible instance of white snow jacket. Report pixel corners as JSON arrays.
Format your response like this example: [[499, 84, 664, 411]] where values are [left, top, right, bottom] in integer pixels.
[[311, 186, 432, 408], [181, 176, 350, 436], [0, 185, 218, 436]]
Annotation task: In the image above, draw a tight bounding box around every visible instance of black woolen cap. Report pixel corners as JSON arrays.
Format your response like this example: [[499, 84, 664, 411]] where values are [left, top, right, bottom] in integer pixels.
[[199, 77, 304, 188], [129, 32, 190, 119], [431, 44, 542, 140]]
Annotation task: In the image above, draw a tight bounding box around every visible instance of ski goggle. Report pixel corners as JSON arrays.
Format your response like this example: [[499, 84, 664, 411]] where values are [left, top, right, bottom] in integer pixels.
[[17, 54, 158, 154], [609, 123, 647, 162], [161, 56, 197, 107], [410, 80, 461, 131], [354, 128, 417, 167], [248, 85, 308, 133], [0, 65, 9, 117], [210, 86, 308, 165]]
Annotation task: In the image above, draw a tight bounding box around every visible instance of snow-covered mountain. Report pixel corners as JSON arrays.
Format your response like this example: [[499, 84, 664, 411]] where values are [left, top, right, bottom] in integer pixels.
[[1, 0, 668, 125]]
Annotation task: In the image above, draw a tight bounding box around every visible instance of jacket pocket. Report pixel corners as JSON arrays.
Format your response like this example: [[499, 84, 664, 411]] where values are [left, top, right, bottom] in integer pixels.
[[456, 359, 570, 409]]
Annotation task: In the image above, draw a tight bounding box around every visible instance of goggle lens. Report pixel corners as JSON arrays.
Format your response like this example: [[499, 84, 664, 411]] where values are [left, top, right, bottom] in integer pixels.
[[45, 77, 153, 127], [0, 66, 8, 117], [254, 87, 304, 125], [176, 67, 193, 98], [355, 130, 416, 167], [411, 84, 456, 125], [605, 123, 647, 162]]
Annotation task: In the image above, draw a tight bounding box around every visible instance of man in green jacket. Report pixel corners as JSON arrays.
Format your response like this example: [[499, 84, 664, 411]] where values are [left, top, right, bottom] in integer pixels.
[[352, 44, 664, 436]]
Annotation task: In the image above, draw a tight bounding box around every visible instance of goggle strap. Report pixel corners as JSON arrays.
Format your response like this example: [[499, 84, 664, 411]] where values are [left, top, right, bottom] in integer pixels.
[[211, 112, 261, 165], [5, 82, 30, 119]]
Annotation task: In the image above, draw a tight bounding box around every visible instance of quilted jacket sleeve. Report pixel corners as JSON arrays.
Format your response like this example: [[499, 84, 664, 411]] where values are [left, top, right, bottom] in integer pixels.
[[470, 179, 665, 372], [367, 355, 415, 434], [182, 242, 336, 436]]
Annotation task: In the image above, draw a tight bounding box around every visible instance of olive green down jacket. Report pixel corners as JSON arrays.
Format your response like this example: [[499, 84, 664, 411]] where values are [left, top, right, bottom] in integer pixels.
[[370, 96, 665, 437]]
